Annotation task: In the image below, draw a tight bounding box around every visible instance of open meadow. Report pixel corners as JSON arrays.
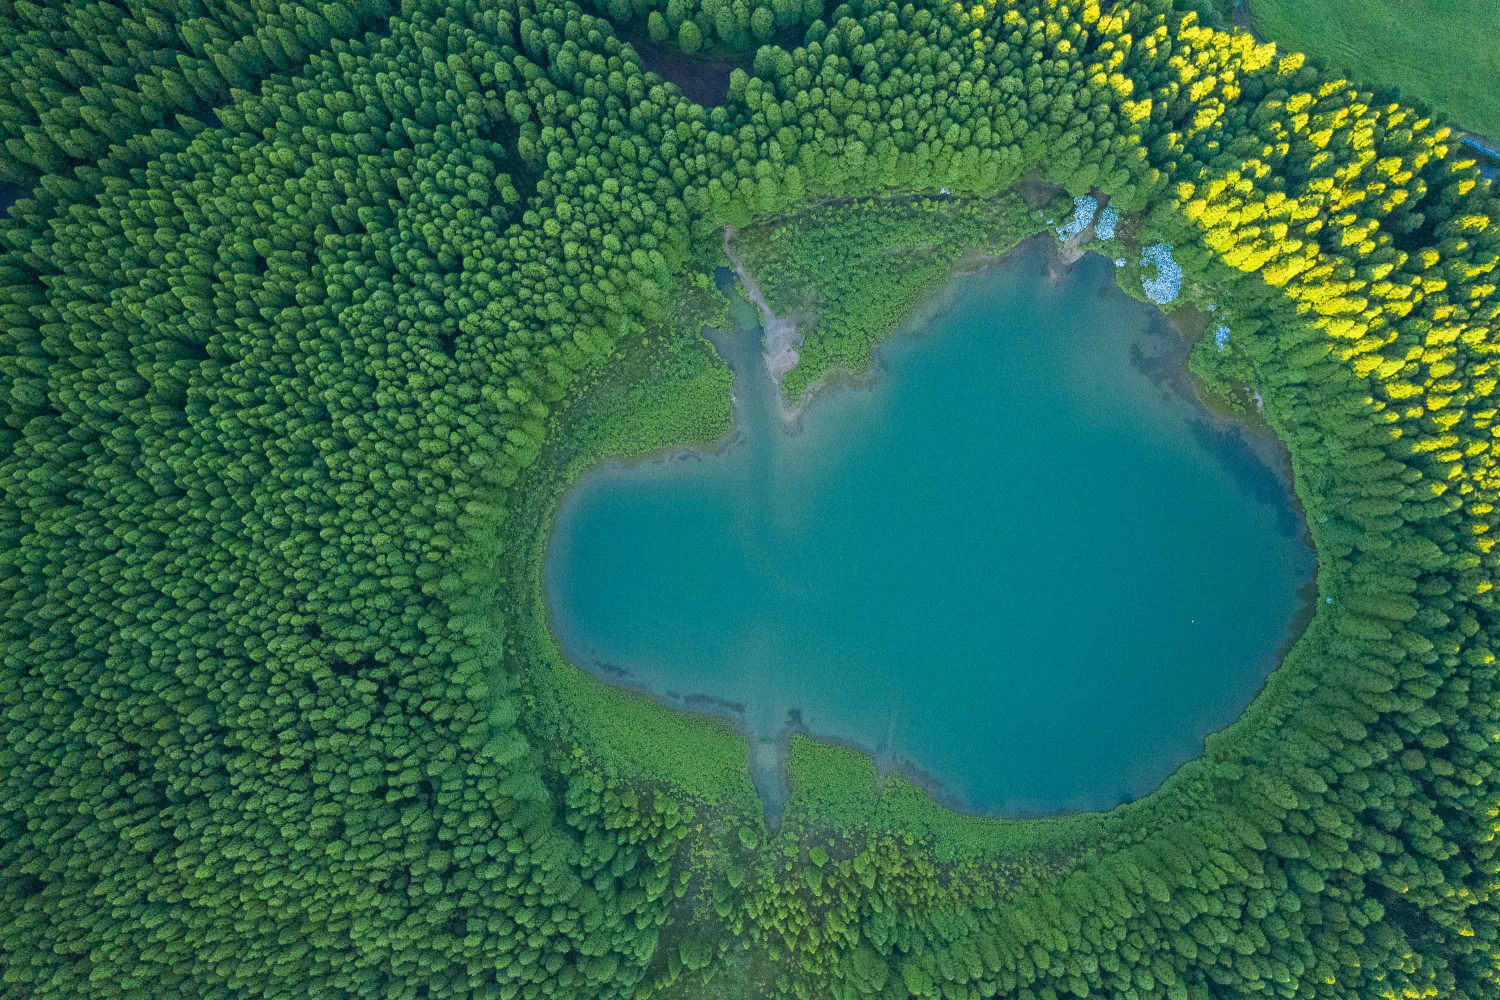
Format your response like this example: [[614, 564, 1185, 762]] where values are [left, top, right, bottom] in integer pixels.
[[1250, 0, 1500, 140]]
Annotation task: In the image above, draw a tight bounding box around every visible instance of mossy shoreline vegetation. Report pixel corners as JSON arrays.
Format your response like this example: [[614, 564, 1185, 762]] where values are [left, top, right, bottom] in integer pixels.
[[503, 280, 757, 807]]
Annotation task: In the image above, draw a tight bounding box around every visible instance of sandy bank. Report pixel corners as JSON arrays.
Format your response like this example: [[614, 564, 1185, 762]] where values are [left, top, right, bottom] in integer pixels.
[[723, 226, 804, 384]]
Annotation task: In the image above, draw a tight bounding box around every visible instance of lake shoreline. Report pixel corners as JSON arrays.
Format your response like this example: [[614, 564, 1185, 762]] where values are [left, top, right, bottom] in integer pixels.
[[767, 239, 1326, 822], [1151, 299, 1325, 666], [545, 232, 1323, 825], [723, 225, 807, 388], [769, 235, 1050, 433]]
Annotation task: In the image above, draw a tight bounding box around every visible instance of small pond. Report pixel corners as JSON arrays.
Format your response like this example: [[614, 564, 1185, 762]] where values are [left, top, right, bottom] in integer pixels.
[[615, 20, 809, 106], [546, 242, 1316, 816], [614, 21, 751, 106]]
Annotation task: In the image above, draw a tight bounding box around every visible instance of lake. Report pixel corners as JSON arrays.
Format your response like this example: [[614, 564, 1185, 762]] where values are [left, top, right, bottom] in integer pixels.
[[545, 243, 1316, 816]]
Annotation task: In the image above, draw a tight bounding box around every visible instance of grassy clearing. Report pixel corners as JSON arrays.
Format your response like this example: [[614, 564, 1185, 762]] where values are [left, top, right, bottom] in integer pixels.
[[1251, 0, 1500, 139]]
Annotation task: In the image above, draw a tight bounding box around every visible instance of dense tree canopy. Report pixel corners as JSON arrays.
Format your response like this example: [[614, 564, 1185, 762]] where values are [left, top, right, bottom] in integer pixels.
[[594, 0, 822, 53], [0, 0, 1497, 998]]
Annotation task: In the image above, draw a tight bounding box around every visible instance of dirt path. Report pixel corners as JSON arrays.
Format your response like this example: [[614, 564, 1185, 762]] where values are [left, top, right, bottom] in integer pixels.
[[1463, 136, 1500, 179], [1232, 0, 1263, 41], [723, 226, 804, 384]]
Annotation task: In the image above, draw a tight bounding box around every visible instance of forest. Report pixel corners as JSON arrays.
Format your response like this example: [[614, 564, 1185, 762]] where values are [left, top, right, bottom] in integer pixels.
[[0, 0, 1498, 998]]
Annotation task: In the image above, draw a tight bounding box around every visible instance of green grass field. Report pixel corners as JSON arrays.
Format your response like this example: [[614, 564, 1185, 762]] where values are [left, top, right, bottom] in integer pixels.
[[1250, 0, 1500, 140]]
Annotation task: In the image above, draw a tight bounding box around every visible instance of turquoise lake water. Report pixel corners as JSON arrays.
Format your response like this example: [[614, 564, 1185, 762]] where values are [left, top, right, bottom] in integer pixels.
[[546, 244, 1316, 816]]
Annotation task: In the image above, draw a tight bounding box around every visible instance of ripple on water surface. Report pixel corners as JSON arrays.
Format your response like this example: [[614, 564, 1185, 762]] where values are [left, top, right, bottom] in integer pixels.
[[546, 244, 1316, 816]]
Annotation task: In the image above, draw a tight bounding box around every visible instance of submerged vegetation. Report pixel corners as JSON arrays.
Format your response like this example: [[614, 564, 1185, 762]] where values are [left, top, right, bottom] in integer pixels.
[[0, 1, 1498, 1000]]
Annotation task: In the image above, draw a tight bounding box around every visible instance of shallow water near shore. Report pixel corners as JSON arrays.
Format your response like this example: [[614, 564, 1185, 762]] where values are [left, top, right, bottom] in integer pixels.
[[546, 243, 1316, 817]]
